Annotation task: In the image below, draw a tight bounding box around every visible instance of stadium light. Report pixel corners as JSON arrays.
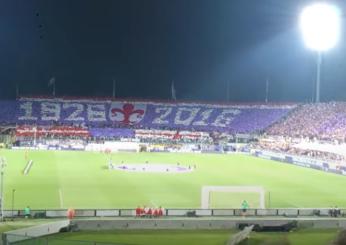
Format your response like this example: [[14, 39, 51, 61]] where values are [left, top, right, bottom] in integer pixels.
[[299, 3, 341, 102]]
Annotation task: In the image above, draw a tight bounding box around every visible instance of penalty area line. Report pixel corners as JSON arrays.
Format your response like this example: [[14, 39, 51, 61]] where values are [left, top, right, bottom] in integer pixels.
[[150, 200, 158, 208], [59, 188, 64, 208]]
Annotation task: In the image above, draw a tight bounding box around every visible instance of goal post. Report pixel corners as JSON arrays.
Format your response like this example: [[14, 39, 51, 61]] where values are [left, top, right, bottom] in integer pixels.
[[201, 186, 265, 209]]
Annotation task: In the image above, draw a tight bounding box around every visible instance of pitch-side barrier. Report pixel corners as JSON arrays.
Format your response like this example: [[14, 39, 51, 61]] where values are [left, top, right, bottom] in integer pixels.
[[3, 208, 342, 218]]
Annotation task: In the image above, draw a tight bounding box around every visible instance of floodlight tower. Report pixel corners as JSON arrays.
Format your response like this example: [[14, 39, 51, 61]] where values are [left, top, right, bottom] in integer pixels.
[[299, 3, 341, 103]]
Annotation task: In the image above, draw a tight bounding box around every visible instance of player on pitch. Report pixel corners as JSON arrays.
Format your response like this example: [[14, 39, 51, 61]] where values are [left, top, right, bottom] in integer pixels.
[[241, 200, 249, 217]]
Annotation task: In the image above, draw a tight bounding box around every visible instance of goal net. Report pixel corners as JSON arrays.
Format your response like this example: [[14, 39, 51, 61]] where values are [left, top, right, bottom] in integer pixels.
[[201, 186, 265, 209]]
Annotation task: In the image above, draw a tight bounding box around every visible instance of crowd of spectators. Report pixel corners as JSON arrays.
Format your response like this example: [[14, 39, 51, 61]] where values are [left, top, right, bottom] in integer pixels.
[[14, 125, 218, 145], [267, 102, 346, 142], [255, 138, 345, 163]]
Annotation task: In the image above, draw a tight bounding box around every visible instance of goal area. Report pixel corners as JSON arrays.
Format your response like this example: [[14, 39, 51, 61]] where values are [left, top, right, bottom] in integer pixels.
[[201, 186, 265, 209]]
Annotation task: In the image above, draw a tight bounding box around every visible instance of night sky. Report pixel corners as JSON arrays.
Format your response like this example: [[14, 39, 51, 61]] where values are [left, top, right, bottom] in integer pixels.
[[0, 0, 346, 102]]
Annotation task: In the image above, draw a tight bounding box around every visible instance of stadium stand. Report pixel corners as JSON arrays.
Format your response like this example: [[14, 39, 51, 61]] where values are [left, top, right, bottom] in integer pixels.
[[4, 97, 346, 167], [254, 138, 345, 163], [254, 102, 346, 166], [267, 102, 346, 142], [0, 97, 295, 147]]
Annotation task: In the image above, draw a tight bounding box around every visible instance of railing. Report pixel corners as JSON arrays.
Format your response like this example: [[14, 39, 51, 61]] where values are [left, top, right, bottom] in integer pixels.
[[3, 208, 342, 218]]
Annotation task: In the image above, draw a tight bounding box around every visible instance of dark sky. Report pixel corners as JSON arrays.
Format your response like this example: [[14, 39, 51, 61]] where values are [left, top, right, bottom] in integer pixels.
[[0, 0, 346, 102]]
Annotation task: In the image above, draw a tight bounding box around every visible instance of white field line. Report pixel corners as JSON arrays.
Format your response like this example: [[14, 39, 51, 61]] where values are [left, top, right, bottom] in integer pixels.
[[23, 160, 33, 175], [150, 200, 158, 208], [59, 188, 64, 208]]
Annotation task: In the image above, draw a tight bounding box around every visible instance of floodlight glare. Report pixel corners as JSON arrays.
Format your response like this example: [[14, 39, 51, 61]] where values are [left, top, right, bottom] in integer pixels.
[[300, 3, 341, 51]]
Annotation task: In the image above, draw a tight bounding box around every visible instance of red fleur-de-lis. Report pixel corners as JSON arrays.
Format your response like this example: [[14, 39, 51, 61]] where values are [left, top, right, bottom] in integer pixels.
[[111, 103, 144, 125]]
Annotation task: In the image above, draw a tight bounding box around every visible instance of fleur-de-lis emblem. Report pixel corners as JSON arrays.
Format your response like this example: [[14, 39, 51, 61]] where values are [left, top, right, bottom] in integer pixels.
[[111, 103, 145, 125]]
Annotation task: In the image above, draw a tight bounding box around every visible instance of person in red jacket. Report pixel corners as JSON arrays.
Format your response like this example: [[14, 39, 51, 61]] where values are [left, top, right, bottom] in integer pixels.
[[158, 206, 164, 217], [153, 208, 159, 217], [147, 207, 152, 218], [135, 206, 141, 217], [67, 208, 75, 220]]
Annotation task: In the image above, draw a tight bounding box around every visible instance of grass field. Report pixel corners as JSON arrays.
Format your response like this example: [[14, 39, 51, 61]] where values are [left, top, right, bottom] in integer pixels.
[[2, 149, 346, 209], [32, 229, 338, 245]]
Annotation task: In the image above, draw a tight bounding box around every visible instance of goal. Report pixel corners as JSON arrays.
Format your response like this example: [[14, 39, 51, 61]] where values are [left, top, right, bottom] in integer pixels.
[[201, 186, 265, 209]]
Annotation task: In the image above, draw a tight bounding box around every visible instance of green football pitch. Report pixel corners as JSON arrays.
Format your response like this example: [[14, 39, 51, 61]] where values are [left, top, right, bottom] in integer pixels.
[[2, 149, 346, 209]]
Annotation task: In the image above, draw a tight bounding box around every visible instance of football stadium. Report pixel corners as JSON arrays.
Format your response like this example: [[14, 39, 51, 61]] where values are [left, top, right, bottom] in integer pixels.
[[2, 98, 346, 244], [1, 0, 346, 244]]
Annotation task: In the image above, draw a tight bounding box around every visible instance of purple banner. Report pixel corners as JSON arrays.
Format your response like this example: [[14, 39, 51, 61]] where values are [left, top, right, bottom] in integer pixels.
[[1, 99, 292, 133]]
